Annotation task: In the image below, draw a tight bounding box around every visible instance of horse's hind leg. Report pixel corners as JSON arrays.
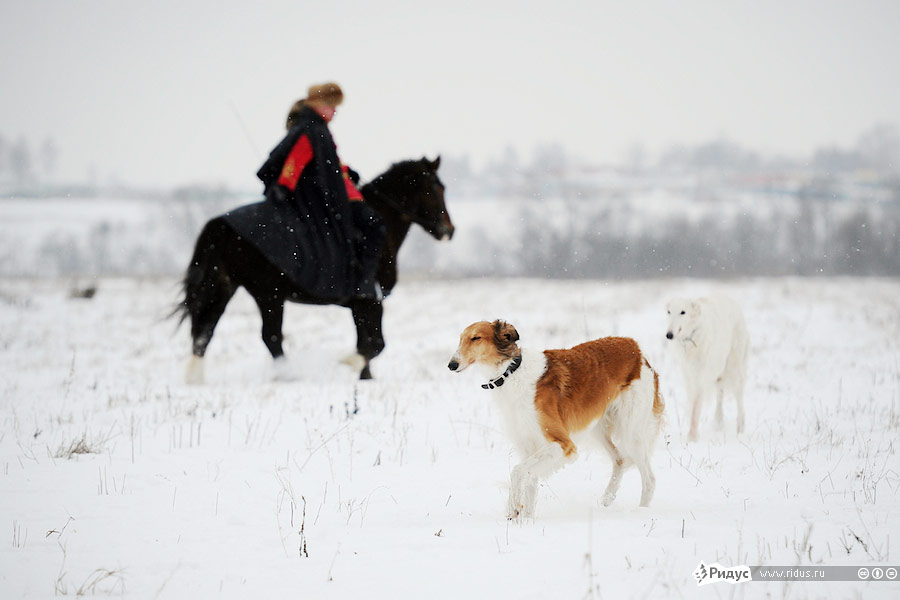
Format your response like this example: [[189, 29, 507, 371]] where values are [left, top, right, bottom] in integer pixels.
[[187, 284, 236, 384], [191, 291, 234, 356], [182, 218, 240, 384]]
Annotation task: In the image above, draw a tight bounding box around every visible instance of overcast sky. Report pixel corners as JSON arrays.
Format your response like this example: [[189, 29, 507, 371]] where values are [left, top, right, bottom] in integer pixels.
[[2, 0, 899, 190]]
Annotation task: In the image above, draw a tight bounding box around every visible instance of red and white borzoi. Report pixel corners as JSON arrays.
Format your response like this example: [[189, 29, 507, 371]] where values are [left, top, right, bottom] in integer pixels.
[[448, 320, 664, 519]]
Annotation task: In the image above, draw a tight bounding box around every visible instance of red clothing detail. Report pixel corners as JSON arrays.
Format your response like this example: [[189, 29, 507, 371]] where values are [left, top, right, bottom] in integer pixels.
[[342, 164, 364, 201], [277, 134, 313, 190]]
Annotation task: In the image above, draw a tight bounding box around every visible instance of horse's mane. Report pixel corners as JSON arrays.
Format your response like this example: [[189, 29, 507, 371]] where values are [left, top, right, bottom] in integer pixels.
[[360, 159, 427, 196]]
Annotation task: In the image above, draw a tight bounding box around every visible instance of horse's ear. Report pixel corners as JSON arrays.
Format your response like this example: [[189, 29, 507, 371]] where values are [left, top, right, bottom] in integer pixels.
[[427, 155, 441, 171]]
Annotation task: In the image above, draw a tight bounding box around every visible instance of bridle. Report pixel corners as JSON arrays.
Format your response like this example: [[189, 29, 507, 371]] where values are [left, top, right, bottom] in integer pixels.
[[365, 176, 445, 232]]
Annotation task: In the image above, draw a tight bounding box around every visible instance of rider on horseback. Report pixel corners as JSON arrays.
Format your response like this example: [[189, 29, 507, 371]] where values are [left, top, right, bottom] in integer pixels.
[[254, 82, 385, 300]]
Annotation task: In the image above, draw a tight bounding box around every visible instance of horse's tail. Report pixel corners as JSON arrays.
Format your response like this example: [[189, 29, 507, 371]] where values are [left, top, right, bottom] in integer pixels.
[[171, 217, 231, 328]]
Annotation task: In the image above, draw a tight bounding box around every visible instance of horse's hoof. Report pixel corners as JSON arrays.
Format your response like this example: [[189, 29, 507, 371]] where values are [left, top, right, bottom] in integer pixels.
[[341, 353, 367, 371], [272, 356, 299, 382], [359, 365, 373, 380], [185, 356, 205, 385]]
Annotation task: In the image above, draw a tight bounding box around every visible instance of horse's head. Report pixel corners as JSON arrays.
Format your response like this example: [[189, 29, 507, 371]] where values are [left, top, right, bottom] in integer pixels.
[[364, 156, 455, 241]]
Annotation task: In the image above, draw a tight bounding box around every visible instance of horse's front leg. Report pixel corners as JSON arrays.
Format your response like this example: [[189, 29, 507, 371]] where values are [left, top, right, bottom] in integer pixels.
[[253, 296, 286, 359], [349, 299, 385, 380]]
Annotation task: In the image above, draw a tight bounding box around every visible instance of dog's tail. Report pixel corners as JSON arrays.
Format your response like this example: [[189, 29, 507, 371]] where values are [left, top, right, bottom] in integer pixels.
[[644, 358, 665, 418]]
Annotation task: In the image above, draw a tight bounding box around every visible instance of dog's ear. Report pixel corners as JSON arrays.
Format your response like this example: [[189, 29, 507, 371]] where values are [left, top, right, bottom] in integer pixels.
[[690, 300, 700, 314], [492, 320, 519, 348]]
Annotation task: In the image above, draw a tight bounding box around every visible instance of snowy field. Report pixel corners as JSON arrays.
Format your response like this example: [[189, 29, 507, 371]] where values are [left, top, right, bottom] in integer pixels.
[[1, 276, 899, 598]]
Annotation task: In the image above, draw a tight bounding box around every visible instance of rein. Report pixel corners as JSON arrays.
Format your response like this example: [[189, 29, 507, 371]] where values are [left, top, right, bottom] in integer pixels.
[[364, 185, 410, 218], [482, 354, 523, 390]]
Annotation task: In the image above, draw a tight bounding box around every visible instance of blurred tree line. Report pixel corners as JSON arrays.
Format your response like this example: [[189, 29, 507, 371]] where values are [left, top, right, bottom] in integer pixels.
[[410, 123, 900, 279], [3, 123, 899, 278], [0, 134, 59, 186], [401, 194, 900, 279]]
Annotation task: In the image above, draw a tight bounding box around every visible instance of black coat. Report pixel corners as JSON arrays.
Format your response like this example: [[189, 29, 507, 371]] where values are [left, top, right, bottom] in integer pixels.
[[223, 107, 357, 301]]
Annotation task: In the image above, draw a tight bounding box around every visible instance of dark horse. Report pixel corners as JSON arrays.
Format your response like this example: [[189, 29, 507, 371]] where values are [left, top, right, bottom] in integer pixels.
[[176, 157, 453, 382]]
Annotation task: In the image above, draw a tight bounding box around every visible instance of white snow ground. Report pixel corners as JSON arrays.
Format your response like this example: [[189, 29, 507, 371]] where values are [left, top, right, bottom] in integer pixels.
[[1, 276, 898, 599]]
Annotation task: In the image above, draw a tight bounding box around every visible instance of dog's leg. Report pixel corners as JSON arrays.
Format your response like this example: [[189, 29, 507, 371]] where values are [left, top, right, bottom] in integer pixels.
[[508, 466, 535, 519], [506, 390, 579, 518], [602, 459, 627, 507], [507, 443, 569, 519], [595, 425, 628, 507], [507, 481, 525, 519], [515, 477, 539, 520], [735, 383, 746, 435], [634, 453, 656, 507], [688, 385, 703, 442], [714, 382, 725, 432], [507, 464, 528, 518]]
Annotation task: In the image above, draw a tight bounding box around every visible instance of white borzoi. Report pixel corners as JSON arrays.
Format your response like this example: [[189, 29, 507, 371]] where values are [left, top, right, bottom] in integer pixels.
[[448, 320, 664, 519], [665, 295, 749, 441]]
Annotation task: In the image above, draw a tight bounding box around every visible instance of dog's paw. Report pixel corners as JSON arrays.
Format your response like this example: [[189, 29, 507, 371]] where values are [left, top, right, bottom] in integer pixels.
[[601, 493, 616, 507], [506, 494, 525, 520], [507, 507, 535, 521]]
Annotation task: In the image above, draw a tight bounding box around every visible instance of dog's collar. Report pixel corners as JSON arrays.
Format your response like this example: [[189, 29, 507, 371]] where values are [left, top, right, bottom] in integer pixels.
[[482, 354, 523, 390], [681, 326, 700, 348]]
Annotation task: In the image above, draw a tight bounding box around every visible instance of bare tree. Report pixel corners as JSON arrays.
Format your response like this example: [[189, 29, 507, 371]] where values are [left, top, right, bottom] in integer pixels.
[[41, 137, 59, 179], [0, 134, 8, 176], [10, 137, 33, 185], [856, 123, 900, 175]]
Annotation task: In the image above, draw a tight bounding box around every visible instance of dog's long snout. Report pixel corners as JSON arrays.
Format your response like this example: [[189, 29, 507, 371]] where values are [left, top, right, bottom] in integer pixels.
[[666, 331, 674, 340], [448, 359, 459, 371]]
